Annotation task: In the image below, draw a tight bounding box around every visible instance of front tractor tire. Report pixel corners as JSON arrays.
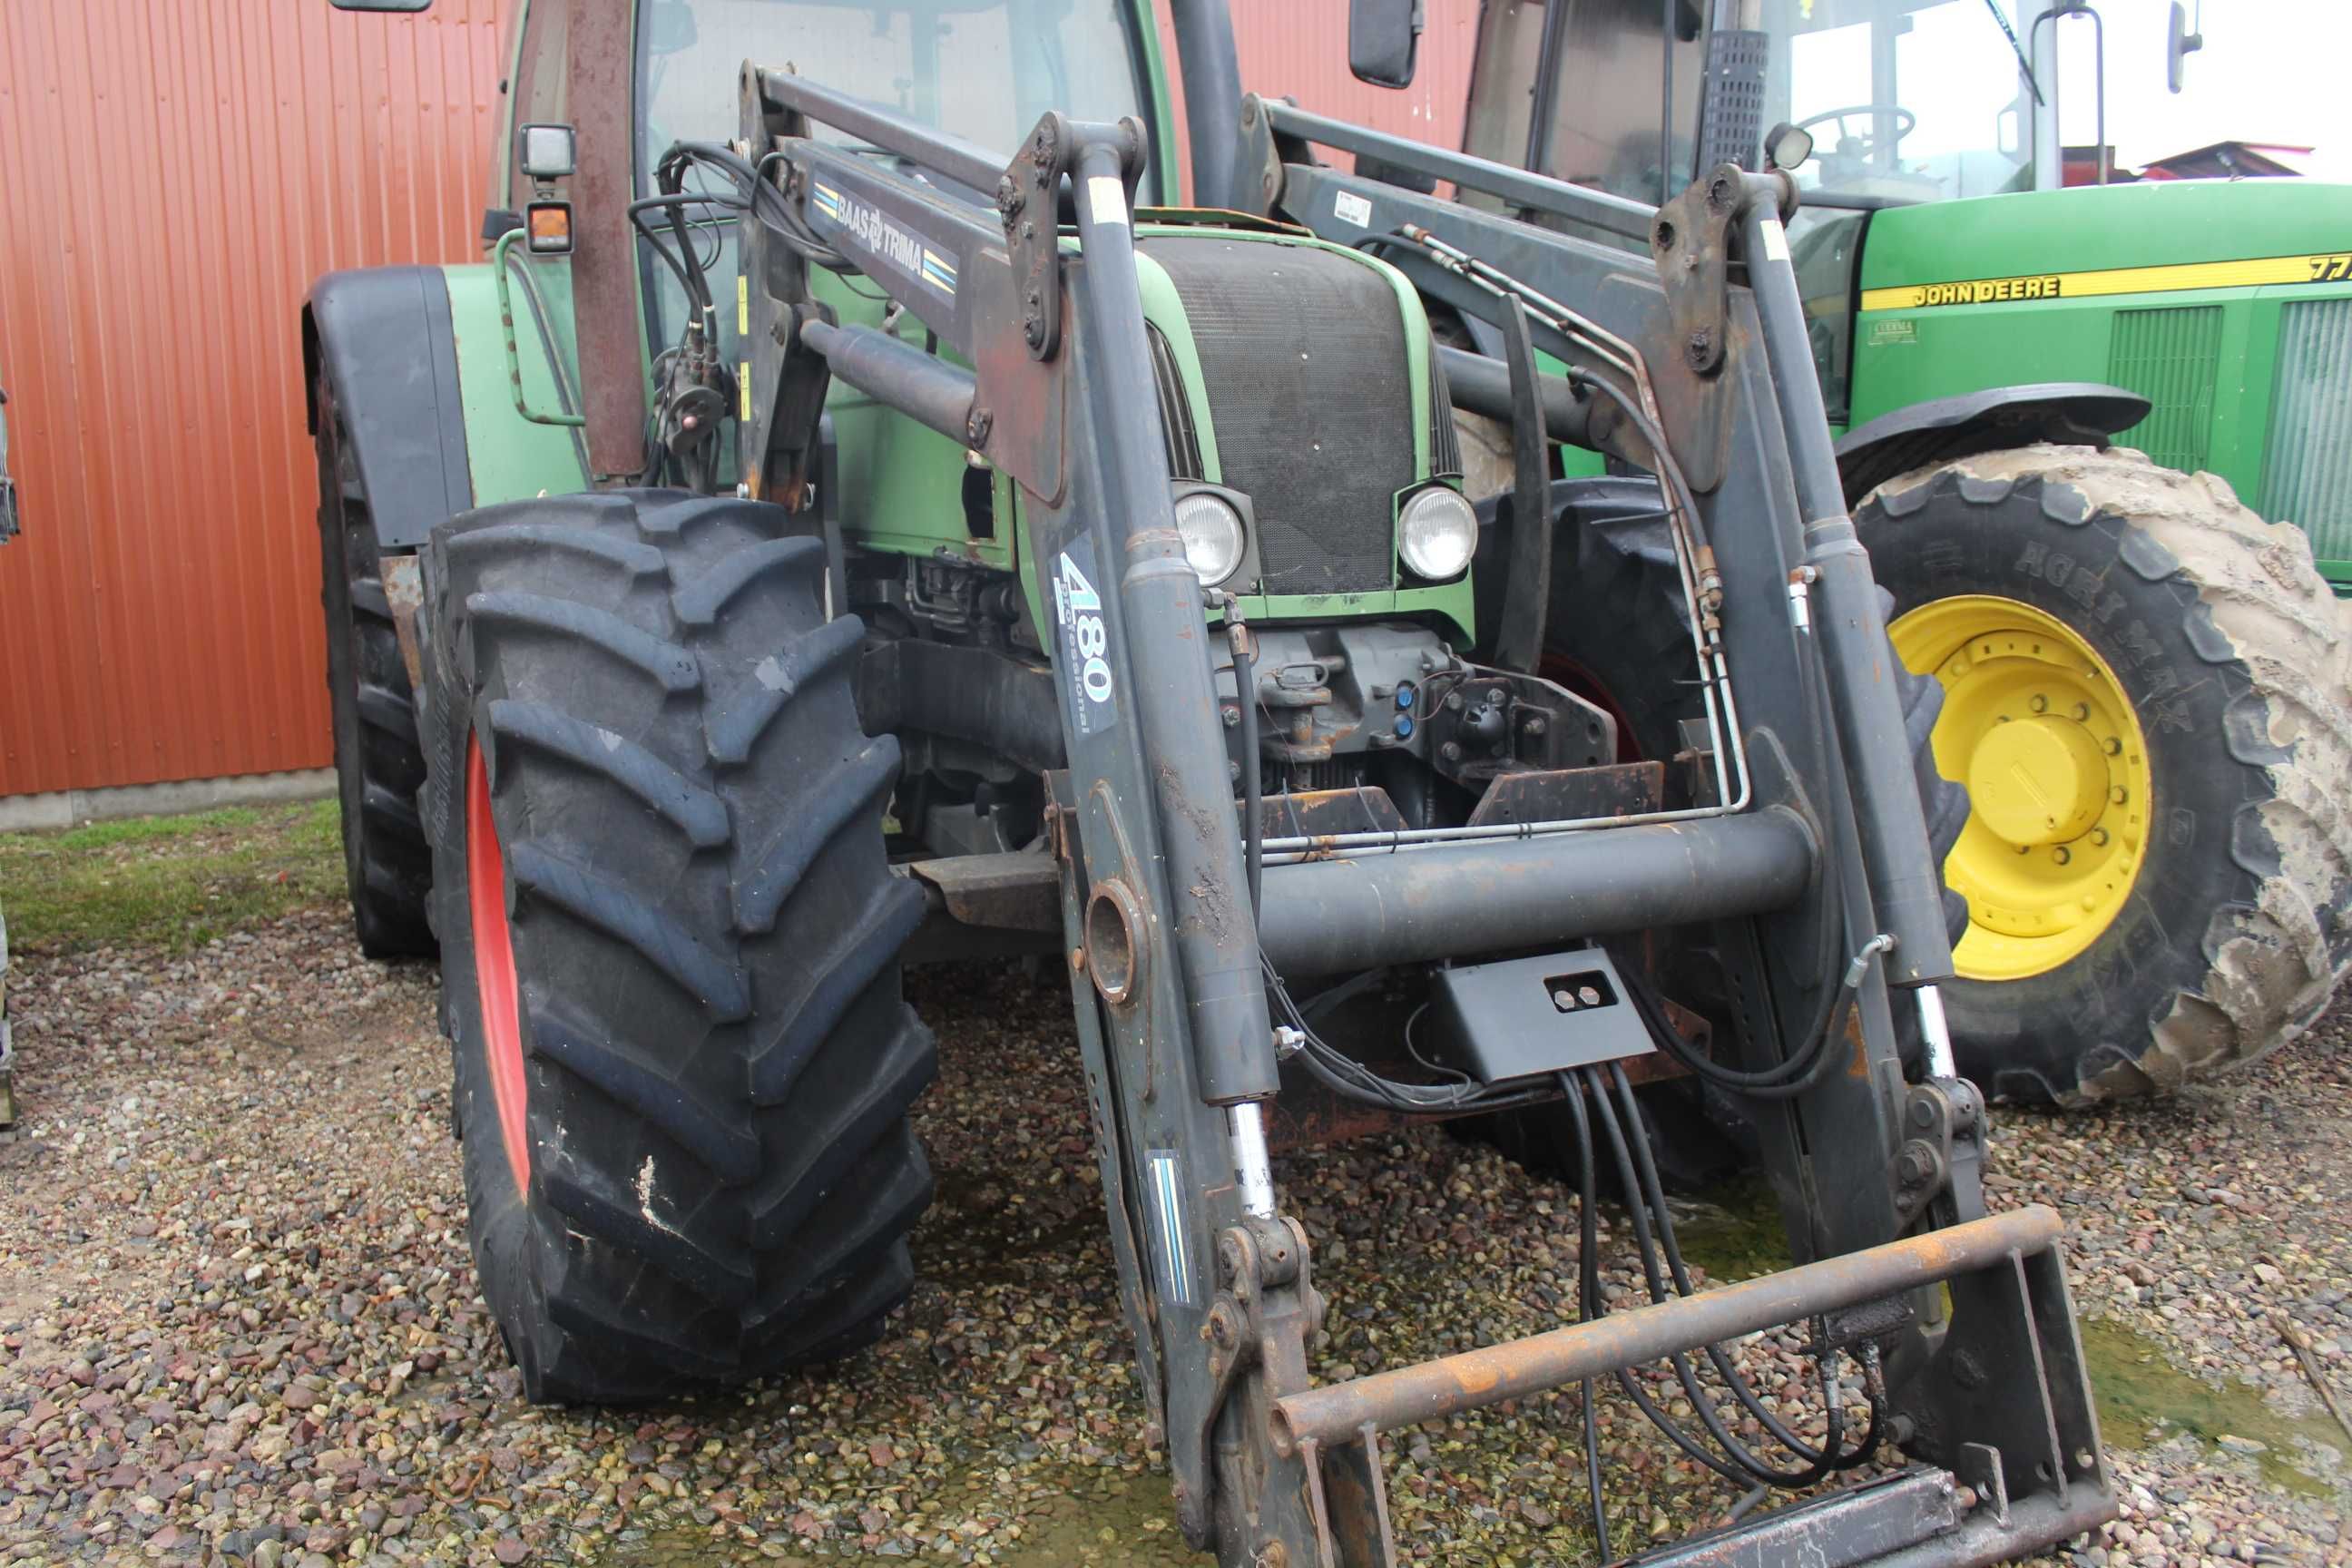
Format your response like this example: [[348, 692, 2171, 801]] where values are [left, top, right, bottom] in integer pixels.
[[420, 489, 936, 1401], [316, 369, 434, 957], [1856, 445, 2352, 1104]]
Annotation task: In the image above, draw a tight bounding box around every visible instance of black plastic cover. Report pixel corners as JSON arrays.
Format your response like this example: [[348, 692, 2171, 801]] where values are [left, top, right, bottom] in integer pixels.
[[304, 267, 474, 552]]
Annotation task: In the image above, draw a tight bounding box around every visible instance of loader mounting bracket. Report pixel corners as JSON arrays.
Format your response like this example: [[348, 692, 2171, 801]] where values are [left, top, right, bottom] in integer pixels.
[[995, 112, 1147, 363], [1651, 162, 1756, 377]]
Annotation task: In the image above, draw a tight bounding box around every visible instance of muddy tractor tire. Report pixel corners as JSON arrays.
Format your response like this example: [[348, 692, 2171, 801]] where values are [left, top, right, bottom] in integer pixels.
[[420, 489, 936, 1402], [1856, 445, 2352, 1105], [316, 369, 436, 958]]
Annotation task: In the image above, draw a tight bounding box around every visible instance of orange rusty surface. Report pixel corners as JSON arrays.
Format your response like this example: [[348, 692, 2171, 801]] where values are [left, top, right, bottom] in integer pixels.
[[1274, 1204, 2067, 1448], [0, 0, 511, 798]]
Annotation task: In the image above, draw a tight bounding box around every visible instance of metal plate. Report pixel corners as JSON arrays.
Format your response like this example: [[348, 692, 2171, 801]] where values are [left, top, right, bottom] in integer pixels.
[[1425, 946, 1654, 1085]]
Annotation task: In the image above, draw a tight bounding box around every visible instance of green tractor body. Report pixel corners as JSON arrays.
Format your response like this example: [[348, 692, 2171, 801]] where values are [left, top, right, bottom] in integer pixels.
[[1830, 177, 2352, 576], [1447, 0, 2352, 1103]]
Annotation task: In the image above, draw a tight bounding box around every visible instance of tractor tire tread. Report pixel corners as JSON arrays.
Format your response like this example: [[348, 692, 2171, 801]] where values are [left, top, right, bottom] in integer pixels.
[[421, 487, 932, 1403], [316, 367, 434, 958], [1860, 443, 2352, 1102]]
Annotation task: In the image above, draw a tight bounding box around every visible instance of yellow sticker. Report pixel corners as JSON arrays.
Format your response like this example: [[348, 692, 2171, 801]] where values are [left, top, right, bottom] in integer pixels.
[[740, 363, 751, 424], [1860, 250, 2352, 312], [737, 275, 749, 338]]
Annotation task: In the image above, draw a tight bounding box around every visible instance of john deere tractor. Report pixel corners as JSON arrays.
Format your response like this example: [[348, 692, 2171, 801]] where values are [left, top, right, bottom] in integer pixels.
[[309, 0, 2115, 1561], [1374, 0, 2352, 1105]]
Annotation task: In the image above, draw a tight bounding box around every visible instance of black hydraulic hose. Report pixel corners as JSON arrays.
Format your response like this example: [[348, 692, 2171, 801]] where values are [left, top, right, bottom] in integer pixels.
[[1607, 1063, 1880, 1475], [1587, 1068, 1838, 1489], [1559, 1074, 1612, 1561], [1235, 632, 1262, 916], [1630, 967, 1859, 1102], [1264, 956, 1553, 1115]]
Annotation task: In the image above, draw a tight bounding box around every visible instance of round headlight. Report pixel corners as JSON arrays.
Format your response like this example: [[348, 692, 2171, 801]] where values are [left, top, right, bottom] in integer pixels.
[[1398, 485, 1476, 581], [1173, 490, 1247, 586]]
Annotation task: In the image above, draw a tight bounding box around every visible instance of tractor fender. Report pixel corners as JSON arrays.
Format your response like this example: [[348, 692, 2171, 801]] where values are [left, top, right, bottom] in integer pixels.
[[302, 268, 473, 554], [1833, 382, 2149, 510]]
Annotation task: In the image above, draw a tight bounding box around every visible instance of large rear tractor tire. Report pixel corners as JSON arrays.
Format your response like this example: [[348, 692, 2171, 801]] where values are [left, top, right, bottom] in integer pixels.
[[316, 370, 435, 957], [420, 489, 936, 1401], [1856, 445, 2352, 1104]]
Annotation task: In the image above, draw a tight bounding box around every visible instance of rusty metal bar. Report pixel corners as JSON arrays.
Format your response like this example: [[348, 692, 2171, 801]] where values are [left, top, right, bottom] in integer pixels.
[[1273, 1206, 2065, 1452]]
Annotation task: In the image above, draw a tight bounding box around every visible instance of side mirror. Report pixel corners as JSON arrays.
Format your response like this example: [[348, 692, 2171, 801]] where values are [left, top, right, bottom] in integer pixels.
[[1764, 122, 1816, 173], [1349, 0, 1423, 91], [329, 0, 432, 11], [2166, 1, 2203, 94]]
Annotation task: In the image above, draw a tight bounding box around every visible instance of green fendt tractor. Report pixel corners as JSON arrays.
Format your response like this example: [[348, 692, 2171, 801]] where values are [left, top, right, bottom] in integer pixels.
[[309, 0, 2117, 1561], [1393, 0, 2352, 1105]]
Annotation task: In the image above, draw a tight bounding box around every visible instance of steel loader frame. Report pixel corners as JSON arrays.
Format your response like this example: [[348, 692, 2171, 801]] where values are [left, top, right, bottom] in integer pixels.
[[736, 61, 2111, 1568]]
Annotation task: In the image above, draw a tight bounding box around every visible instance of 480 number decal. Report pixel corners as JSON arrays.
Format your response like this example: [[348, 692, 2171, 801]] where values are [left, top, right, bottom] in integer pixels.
[[1054, 548, 1116, 735]]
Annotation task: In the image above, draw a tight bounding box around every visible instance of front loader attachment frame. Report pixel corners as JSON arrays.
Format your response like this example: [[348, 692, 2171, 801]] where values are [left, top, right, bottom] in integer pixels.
[[728, 64, 2112, 1568]]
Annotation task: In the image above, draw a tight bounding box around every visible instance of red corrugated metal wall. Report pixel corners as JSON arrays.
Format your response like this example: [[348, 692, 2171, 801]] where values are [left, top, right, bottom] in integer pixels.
[[1155, 2, 1478, 201], [0, 0, 511, 797], [1229, 0, 1478, 160], [0, 0, 1469, 799]]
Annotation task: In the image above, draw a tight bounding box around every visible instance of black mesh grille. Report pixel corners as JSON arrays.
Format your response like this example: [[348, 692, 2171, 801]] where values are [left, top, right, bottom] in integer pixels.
[[1147, 324, 1205, 480], [1141, 236, 1414, 595], [1428, 345, 1463, 479]]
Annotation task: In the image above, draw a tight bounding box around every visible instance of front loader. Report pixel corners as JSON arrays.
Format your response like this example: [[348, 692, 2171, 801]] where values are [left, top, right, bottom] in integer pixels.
[[308, 0, 2113, 1562]]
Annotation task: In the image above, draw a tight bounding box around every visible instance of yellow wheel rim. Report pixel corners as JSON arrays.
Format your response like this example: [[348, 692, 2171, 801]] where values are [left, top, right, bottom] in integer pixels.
[[1889, 595, 2152, 982]]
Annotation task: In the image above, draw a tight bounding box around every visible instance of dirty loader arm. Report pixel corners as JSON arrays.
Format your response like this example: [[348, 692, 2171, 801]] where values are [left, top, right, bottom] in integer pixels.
[[730, 66, 2111, 1568]]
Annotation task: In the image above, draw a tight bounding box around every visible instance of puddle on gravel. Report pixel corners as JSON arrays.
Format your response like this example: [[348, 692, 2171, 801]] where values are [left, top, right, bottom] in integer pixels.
[[1592, 1181, 2347, 1498], [583, 1459, 1193, 1565], [2077, 1317, 2345, 1497], [1663, 1178, 1792, 1284]]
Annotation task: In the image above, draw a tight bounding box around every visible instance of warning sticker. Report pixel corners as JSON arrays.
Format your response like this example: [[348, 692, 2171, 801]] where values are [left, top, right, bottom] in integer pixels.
[[1333, 190, 1373, 228]]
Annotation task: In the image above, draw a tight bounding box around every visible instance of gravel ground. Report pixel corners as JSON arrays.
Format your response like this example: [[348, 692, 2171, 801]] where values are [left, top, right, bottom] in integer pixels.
[[0, 899, 2347, 1566]]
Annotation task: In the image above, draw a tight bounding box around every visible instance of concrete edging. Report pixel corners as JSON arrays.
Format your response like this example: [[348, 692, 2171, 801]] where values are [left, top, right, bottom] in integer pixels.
[[0, 768, 336, 833]]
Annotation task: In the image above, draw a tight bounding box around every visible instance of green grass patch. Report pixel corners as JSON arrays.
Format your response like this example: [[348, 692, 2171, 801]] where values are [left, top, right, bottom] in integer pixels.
[[0, 799, 346, 953]]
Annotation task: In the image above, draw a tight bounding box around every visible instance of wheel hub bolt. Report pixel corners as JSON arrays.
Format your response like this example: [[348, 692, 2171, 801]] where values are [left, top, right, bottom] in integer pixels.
[[2053, 847, 2072, 865], [2030, 694, 2049, 713], [2104, 737, 2122, 755], [2111, 785, 2128, 805], [2091, 828, 2110, 847], [2073, 702, 2091, 721]]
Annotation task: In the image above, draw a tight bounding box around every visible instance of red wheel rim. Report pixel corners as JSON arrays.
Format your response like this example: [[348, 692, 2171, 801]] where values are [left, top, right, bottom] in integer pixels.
[[1540, 652, 1644, 764], [466, 739, 532, 1194]]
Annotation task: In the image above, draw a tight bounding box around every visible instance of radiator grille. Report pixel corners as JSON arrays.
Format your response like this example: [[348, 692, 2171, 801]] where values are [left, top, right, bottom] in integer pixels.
[[2260, 298, 2352, 567], [1140, 236, 1414, 595], [2107, 305, 2222, 473]]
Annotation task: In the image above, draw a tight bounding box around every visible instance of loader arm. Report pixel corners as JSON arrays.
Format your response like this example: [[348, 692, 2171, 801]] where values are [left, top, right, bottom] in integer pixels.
[[724, 65, 2112, 1568]]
